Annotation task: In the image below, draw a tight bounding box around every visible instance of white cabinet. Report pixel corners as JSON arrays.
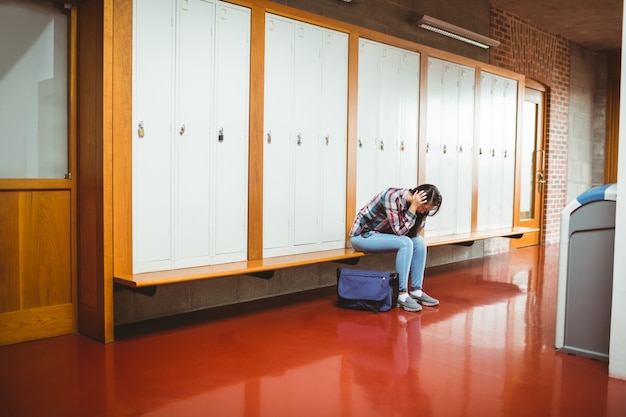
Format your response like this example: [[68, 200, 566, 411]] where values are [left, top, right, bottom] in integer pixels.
[[356, 39, 420, 210], [477, 72, 518, 230], [263, 14, 348, 257], [133, 0, 250, 273], [424, 58, 475, 237]]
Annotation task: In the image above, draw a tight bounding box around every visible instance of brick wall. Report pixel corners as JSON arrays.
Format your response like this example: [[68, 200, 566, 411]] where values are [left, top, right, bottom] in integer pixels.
[[490, 6, 570, 244]]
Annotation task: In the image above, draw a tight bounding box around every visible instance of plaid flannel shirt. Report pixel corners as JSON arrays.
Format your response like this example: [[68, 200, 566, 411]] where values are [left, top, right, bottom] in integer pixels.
[[349, 188, 420, 237]]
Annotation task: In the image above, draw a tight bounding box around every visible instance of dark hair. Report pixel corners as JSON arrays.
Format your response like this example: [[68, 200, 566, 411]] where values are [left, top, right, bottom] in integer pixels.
[[407, 184, 442, 237], [410, 184, 442, 216]]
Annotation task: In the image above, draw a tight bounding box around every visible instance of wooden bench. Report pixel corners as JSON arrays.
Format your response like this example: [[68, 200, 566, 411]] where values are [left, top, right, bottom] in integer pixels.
[[113, 226, 536, 289]]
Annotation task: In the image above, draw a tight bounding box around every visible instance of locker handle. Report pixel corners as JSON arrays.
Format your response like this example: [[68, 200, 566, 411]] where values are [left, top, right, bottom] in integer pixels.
[[325, 135, 330, 146], [218, 127, 224, 143], [458, 145, 463, 153], [426, 143, 430, 153], [179, 124, 186, 136], [138, 121, 145, 138], [358, 138, 363, 148], [380, 139, 384, 151], [443, 144, 447, 154], [297, 133, 302, 146], [267, 131, 272, 144], [503, 149, 507, 158], [401, 140, 405, 151], [491, 148, 496, 157]]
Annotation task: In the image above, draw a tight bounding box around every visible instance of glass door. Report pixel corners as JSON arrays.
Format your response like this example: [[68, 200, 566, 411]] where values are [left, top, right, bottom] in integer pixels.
[[512, 82, 546, 248]]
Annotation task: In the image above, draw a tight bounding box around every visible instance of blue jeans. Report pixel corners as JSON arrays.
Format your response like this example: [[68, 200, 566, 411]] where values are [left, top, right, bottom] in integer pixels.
[[350, 232, 427, 293]]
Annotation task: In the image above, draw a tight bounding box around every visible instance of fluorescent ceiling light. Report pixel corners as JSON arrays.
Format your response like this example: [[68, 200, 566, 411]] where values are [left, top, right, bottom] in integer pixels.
[[413, 15, 500, 49]]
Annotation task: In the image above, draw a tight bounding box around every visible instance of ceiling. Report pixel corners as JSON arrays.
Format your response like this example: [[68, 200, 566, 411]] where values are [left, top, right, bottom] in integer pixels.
[[489, 0, 623, 51]]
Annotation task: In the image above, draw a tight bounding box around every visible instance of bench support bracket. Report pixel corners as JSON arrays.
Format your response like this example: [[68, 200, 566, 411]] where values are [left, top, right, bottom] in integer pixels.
[[248, 271, 275, 279], [114, 283, 158, 297], [334, 257, 361, 266]]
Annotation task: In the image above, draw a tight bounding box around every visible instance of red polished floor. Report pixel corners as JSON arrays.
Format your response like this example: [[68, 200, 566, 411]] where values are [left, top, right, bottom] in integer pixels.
[[2, 244, 626, 417]]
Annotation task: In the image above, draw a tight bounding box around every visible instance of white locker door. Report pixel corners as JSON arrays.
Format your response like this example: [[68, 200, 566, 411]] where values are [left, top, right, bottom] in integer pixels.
[[477, 73, 494, 230], [356, 39, 381, 210], [212, 3, 250, 261], [175, 0, 214, 267], [398, 50, 420, 189], [500, 78, 518, 228], [293, 23, 323, 248], [376, 45, 401, 192], [263, 15, 295, 254], [424, 58, 444, 236], [456, 66, 475, 234], [489, 76, 506, 229], [437, 62, 461, 236], [133, 0, 174, 272], [320, 31, 348, 244]]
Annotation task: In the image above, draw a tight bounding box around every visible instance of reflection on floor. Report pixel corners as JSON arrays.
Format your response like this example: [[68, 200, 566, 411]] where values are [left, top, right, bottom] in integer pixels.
[[2, 244, 626, 417]]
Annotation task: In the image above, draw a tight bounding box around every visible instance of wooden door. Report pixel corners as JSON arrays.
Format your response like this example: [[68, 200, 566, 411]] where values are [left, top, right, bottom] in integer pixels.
[[511, 83, 546, 248], [0, 1, 75, 345]]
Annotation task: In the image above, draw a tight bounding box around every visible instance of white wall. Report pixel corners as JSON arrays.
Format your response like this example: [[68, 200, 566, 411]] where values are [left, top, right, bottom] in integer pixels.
[[608, 4, 626, 379], [568, 44, 596, 201]]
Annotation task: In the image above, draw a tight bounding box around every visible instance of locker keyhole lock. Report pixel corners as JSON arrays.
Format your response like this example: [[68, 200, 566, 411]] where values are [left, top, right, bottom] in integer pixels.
[[218, 127, 224, 143], [267, 131, 272, 144], [458, 145, 463, 153], [325, 135, 330, 146], [380, 139, 385, 151], [443, 144, 447, 154], [491, 148, 496, 157], [426, 143, 430, 153], [297, 133, 302, 146], [358, 138, 363, 148], [401, 140, 405, 151], [503, 149, 508, 158], [138, 121, 145, 138], [179, 124, 186, 136]]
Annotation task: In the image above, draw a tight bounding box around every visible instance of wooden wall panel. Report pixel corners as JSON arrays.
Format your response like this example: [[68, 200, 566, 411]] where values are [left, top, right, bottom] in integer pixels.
[[0, 192, 20, 313], [605, 50, 620, 184], [0, 191, 71, 312], [0, 190, 73, 345], [112, 0, 133, 276], [0, 304, 73, 346], [247, 3, 265, 261], [76, 0, 112, 342], [20, 191, 72, 309]]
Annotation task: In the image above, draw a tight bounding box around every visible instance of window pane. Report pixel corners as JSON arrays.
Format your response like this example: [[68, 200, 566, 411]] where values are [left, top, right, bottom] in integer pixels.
[[519, 101, 537, 220], [0, 0, 68, 179]]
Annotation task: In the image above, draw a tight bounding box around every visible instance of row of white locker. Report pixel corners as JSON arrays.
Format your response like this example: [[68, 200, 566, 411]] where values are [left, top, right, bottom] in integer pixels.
[[132, 0, 520, 273]]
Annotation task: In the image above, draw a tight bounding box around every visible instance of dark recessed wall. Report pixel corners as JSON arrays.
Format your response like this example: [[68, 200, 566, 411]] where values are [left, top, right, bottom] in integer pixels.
[[270, 0, 492, 62]]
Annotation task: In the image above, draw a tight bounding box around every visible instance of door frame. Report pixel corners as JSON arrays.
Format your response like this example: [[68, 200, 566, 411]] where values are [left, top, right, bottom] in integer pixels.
[[512, 79, 546, 248]]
